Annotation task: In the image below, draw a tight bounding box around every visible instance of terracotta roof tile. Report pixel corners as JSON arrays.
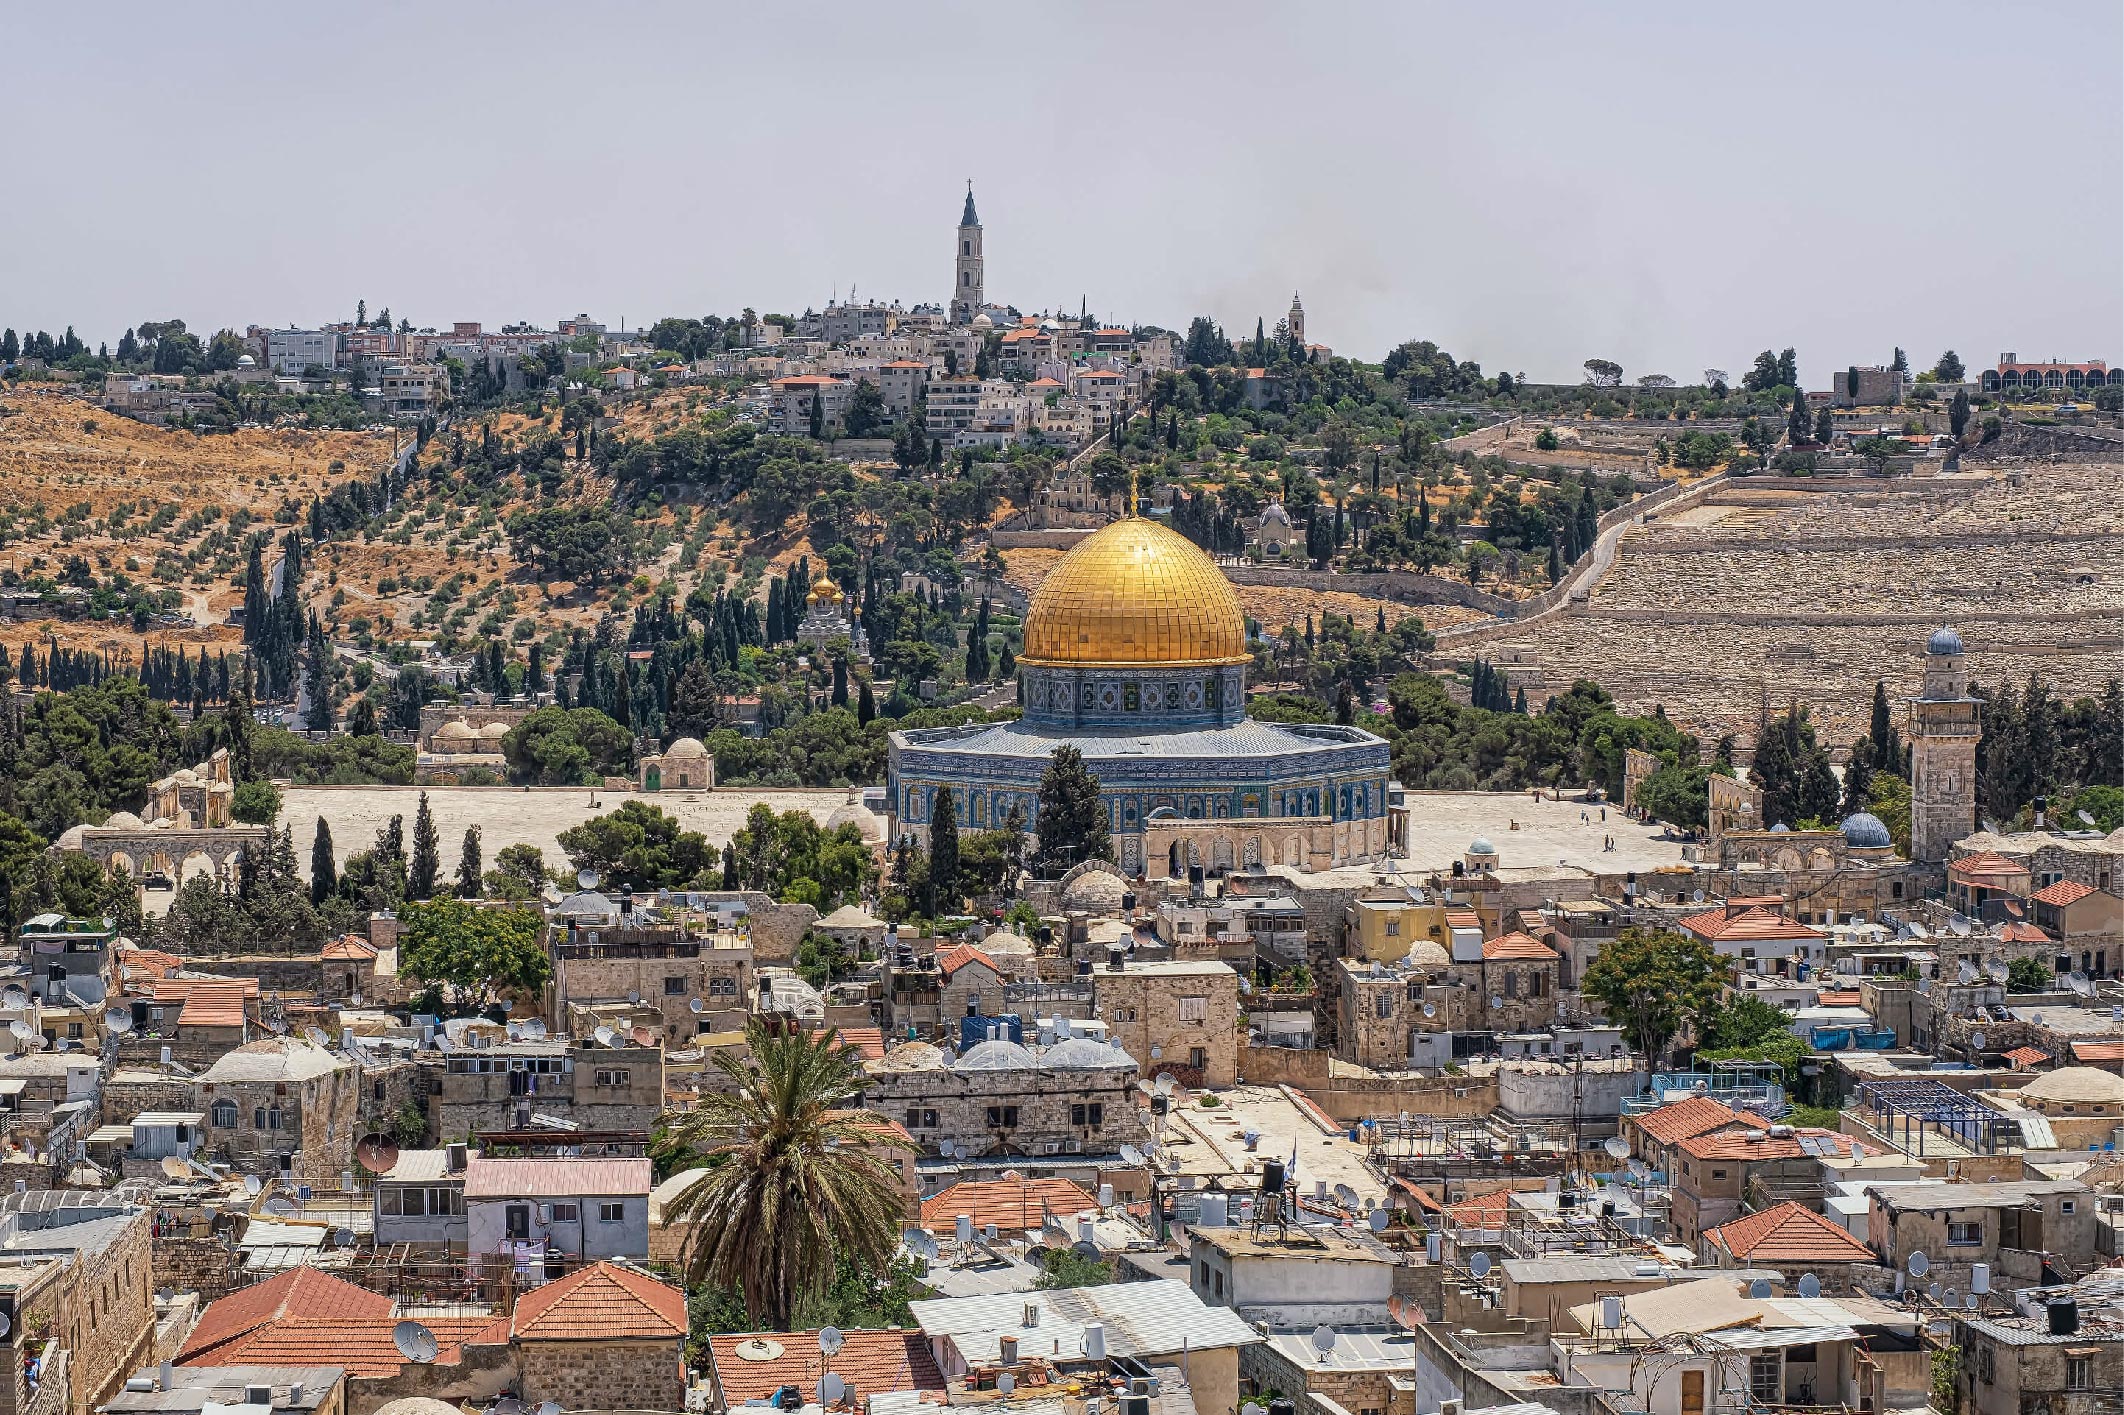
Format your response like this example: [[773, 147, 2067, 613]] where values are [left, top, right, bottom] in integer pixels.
[[183, 1316, 488, 1377], [506, 1261, 686, 1342], [1446, 1190, 1512, 1228], [153, 976, 261, 1004], [934, 944, 1000, 980], [2005, 1046, 2053, 1069], [1949, 851, 2028, 882], [1633, 1096, 1766, 1147], [1705, 1201, 1875, 1263], [837, 1028, 887, 1061], [1678, 1128, 1857, 1163], [462, 1156, 652, 1199], [1815, 990, 1864, 1007], [710, 1329, 945, 1406], [920, 1178, 1094, 1234], [2032, 880, 2099, 907], [1998, 921, 2052, 943], [180, 1267, 392, 1362], [321, 937, 378, 961], [1482, 932, 1559, 961], [2071, 1041, 2124, 1064]]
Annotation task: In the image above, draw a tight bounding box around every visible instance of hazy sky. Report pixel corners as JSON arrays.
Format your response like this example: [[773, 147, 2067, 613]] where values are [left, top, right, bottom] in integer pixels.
[[8, 3, 2117, 383]]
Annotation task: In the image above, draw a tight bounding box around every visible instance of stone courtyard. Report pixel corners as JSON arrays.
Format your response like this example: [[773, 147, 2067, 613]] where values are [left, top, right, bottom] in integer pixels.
[[1491, 461, 2124, 749]]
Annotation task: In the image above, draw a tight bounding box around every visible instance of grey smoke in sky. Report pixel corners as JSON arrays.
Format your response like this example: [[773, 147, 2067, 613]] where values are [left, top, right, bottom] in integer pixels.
[[6, 1, 2115, 383]]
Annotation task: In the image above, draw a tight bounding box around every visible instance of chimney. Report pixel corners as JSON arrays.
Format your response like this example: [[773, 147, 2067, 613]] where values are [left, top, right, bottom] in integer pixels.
[[158, 1362, 174, 1391], [1023, 1301, 1040, 1327], [1000, 1335, 1019, 1364]]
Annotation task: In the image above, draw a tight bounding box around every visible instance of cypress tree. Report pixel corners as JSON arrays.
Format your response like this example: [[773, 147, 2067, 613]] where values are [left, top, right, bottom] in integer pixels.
[[1869, 682, 1895, 770], [857, 679, 875, 726], [408, 792, 441, 900], [1033, 745, 1111, 873], [832, 657, 849, 707], [309, 819, 336, 906], [455, 825, 483, 898], [929, 786, 959, 915]]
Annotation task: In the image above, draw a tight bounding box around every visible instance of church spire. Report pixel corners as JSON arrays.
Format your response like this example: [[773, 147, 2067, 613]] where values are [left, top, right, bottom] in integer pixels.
[[961, 180, 978, 227]]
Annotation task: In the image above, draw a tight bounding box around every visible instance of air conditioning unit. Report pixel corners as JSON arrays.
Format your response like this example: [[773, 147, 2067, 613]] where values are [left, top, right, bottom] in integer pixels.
[[1063, 1139, 1083, 1154], [1041, 1141, 1062, 1155]]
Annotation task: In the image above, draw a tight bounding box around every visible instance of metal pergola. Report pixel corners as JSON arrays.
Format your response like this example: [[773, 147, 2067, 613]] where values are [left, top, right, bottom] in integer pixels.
[[1854, 1076, 2016, 1155]]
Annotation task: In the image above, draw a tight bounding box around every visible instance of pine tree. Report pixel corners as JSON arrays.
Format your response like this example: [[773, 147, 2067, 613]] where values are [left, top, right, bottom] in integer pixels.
[[1787, 387, 1811, 446], [927, 785, 961, 915], [455, 825, 483, 898], [309, 819, 336, 906], [408, 792, 440, 900]]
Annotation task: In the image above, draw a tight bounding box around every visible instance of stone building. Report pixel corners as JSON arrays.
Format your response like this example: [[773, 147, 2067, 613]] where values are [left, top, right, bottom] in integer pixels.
[[194, 1040, 359, 1179], [433, 1037, 663, 1140], [495, 1261, 687, 1413], [1242, 1328, 1418, 1415], [461, 1156, 652, 1262], [1909, 626, 1981, 864], [413, 706, 530, 785], [1089, 957, 1241, 1088], [1952, 1284, 2124, 1415], [0, 1190, 155, 1415], [793, 576, 866, 658], [858, 1035, 1147, 1161], [1189, 1224, 1394, 1325], [1870, 1180, 2096, 1295], [635, 736, 714, 793], [1668, 1126, 1861, 1253], [949, 185, 984, 325], [1333, 924, 1561, 1070], [1698, 1200, 1880, 1288], [549, 917, 750, 1045]]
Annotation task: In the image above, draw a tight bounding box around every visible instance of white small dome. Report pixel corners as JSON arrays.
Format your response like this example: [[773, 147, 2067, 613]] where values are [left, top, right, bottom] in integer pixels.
[[825, 790, 883, 842], [55, 826, 87, 852], [954, 1038, 1037, 1073], [1469, 837, 1496, 856], [235, 353, 257, 368], [1406, 939, 1451, 973], [436, 720, 477, 742], [971, 312, 994, 329], [102, 811, 144, 830], [477, 721, 510, 741], [664, 736, 709, 758]]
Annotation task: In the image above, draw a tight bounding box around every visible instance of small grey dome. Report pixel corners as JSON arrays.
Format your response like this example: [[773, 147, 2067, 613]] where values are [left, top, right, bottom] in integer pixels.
[[953, 1038, 1037, 1073], [1769, 822, 1791, 834], [1468, 838, 1496, 856], [1042, 1037, 1135, 1070], [1928, 626, 1964, 655], [1841, 812, 1892, 848]]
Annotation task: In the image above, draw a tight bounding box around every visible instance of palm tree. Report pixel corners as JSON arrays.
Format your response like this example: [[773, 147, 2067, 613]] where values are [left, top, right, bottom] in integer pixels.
[[659, 1020, 910, 1329]]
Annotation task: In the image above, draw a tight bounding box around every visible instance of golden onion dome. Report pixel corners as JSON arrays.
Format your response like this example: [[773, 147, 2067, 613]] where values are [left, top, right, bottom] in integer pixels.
[[809, 575, 843, 605], [1020, 516, 1248, 668]]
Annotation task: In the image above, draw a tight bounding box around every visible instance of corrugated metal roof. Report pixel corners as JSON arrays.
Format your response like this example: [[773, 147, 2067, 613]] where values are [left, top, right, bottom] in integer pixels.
[[1262, 1328, 1417, 1370], [1502, 1256, 1664, 1284], [909, 1280, 1261, 1363], [461, 1156, 651, 1198]]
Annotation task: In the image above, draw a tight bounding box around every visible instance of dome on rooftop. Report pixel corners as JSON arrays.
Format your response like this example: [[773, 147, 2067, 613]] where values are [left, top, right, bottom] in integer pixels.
[[825, 789, 884, 842], [1020, 517, 1246, 669], [436, 720, 476, 742], [954, 1037, 1037, 1073], [102, 811, 144, 830], [1042, 1036, 1134, 1070], [1769, 823, 1791, 834], [1928, 626, 1964, 655], [1469, 838, 1496, 857], [663, 736, 709, 758], [1261, 502, 1292, 526], [477, 721, 510, 741], [2021, 1067, 2124, 1106], [235, 353, 256, 368], [1061, 869, 1128, 912], [1841, 812, 1892, 849], [1406, 939, 1451, 974]]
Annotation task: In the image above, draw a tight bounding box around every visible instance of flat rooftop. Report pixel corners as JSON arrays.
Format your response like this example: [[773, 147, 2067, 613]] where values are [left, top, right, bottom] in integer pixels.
[[1395, 791, 1688, 876], [1163, 1086, 1387, 1208]]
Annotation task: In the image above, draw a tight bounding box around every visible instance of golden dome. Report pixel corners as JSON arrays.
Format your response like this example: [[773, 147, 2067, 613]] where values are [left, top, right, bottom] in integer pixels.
[[809, 575, 843, 605], [1020, 517, 1248, 668]]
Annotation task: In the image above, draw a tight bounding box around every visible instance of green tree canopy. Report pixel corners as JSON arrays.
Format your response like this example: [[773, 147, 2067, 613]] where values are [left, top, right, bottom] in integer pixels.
[[398, 897, 551, 1011], [558, 800, 714, 892], [1580, 927, 1724, 1065]]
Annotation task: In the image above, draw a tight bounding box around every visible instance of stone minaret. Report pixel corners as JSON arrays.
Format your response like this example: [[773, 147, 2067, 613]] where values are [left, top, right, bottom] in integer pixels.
[[951, 183, 984, 324], [1907, 626, 1980, 863], [1287, 291, 1306, 347]]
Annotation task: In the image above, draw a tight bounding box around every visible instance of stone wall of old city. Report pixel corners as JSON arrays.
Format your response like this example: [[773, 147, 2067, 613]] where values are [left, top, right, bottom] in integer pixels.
[[59, 1210, 154, 1415], [150, 1235, 239, 1305]]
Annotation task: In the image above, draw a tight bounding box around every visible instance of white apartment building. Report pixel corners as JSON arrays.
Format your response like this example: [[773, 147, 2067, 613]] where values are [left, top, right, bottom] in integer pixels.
[[264, 328, 339, 376]]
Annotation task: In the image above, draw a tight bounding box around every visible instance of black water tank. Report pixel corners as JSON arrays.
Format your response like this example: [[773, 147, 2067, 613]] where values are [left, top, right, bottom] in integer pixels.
[[1121, 1398, 1150, 1415], [1261, 1158, 1287, 1193], [1121, 892, 1137, 911], [2050, 1300, 2080, 1337], [1269, 1399, 1297, 1415]]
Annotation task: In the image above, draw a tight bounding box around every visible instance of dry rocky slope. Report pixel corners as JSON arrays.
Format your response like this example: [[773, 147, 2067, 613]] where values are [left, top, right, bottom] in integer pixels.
[[1492, 461, 2124, 747]]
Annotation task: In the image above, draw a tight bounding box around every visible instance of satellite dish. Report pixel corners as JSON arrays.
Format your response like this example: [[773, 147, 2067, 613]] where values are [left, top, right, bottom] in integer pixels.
[[262, 1197, 296, 1216], [1368, 1209, 1390, 1233], [1928, 1282, 1943, 1302], [689, 998, 705, 1014], [1490, 995, 1504, 1011], [0, 1312, 12, 1338], [577, 870, 600, 890], [1422, 1002, 1436, 1018], [1150, 1045, 1163, 1060], [630, 1025, 657, 1047], [305, 1027, 332, 1049], [1907, 1250, 1931, 1277], [357, 1133, 401, 1174], [901, 1228, 940, 1262], [393, 1319, 440, 1364], [821, 1375, 847, 1403], [160, 1156, 189, 1179], [995, 1374, 1015, 1396], [1333, 1182, 1360, 1209], [1971, 1032, 1988, 1052], [1154, 1073, 1177, 1096], [593, 1025, 619, 1048], [1798, 1274, 1823, 1299], [627, 991, 642, 1006], [1119, 1145, 1144, 1166], [818, 1326, 845, 1356], [103, 1007, 133, 1035], [1470, 1252, 1491, 1278], [1749, 1279, 1773, 1299], [244, 1175, 263, 1196], [6, 1021, 29, 1042], [2080, 810, 2100, 828], [334, 1228, 355, 1246], [523, 1019, 547, 1039], [1693, 890, 1706, 903], [1604, 1137, 1631, 1161], [1310, 1325, 1337, 1356]]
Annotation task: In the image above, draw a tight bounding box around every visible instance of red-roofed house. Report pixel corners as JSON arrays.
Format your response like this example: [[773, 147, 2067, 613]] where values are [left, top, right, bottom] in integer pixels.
[[770, 375, 853, 435], [482, 1261, 688, 1413], [1700, 1200, 1879, 1284], [2029, 879, 2124, 952], [933, 943, 1010, 1019], [1623, 1095, 1770, 1173], [1472, 932, 1561, 1031], [708, 1329, 946, 1411], [1948, 852, 2033, 914], [1670, 1128, 1859, 1250], [1677, 904, 1829, 976], [179, 1267, 491, 1379]]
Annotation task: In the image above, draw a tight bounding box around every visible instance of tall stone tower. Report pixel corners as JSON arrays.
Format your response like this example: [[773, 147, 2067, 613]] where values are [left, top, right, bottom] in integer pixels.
[[1907, 625, 1980, 863], [1287, 291, 1306, 347], [951, 183, 984, 324]]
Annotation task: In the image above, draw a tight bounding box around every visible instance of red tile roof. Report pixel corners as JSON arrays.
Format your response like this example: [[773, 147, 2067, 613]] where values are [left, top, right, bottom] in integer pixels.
[[710, 1329, 946, 1407], [1391, 1176, 1445, 1213], [838, 1027, 887, 1061], [1815, 990, 1864, 1007], [1704, 1201, 1875, 1263], [934, 943, 1000, 980], [1482, 932, 1559, 961], [1678, 907, 1825, 943], [2005, 1046, 2053, 1069], [321, 937, 378, 960], [1445, 1190, 1512, 1229], [1950, 851, 2028, 882], [920, 1178, 1094, 1234], [187, 1317, 488, 1377], [1678, 1128, 1857, 1163], [178, 983, 250, 1030], [1998, 922, 2053, 943], [2033, 880, 2099, 907], [2072, 1041, 2124, 1064], [501, 1261, 686, 1342], [153, 977, 260, 1003], [1633, 1096, 1767, 1147], [181, 1268, 393, 1362]]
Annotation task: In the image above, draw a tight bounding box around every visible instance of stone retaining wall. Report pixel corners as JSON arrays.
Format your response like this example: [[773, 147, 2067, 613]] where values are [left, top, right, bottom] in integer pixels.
[[1223, 566, 1519, 615]]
